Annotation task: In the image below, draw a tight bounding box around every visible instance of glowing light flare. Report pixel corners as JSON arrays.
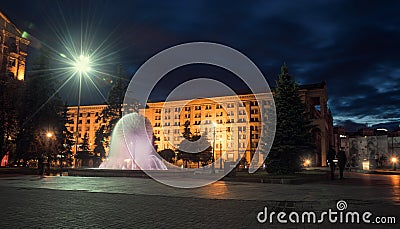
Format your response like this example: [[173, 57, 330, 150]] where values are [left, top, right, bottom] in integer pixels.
[[304, 159, 311, 167], [73, 54, 91, 74], [46, 132, 53, 138], [392, 157, 397, 163]]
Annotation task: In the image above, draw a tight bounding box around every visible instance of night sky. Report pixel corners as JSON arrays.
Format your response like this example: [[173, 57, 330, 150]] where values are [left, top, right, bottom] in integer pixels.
[[2, 0, 400, 130]]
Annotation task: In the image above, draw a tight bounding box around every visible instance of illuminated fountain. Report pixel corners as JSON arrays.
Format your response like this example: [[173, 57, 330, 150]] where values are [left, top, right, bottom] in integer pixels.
[[99, 113, 167, 170]]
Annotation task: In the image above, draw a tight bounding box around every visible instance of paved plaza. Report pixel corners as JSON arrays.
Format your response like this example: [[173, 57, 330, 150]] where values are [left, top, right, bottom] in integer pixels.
[[0, 172, 399, 228]]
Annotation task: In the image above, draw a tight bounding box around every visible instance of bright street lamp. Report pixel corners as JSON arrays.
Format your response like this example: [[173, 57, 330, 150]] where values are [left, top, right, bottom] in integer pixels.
[[46, 132, 53, 138], [74, 55, 91, 73], [304, 159, 311, 167], [391, 157, 397, 171]]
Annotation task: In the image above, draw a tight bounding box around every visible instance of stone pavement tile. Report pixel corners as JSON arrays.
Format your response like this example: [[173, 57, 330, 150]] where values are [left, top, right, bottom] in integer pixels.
[[1, 187, 396, 228]]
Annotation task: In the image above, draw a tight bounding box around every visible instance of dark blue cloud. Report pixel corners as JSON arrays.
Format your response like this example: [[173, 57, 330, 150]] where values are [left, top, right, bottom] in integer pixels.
[[2, 0, 400, 127]]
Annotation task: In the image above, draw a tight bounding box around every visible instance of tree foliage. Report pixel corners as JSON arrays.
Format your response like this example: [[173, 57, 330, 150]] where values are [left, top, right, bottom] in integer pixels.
[[177, 121, 212, 168], [55, 103, 75, 167], [95, 64, 132, 159], [158, 149, 175, 163], [265, 64, 314, 174], [0, 73, 23, 161], [14, 50, 66, 165]]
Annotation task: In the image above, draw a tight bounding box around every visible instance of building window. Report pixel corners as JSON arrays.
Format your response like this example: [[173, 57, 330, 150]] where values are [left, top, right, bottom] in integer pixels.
[[250, 117, 259, 122], [216, 104, 222, 109], [250, 101, 258, 106], [184, 107, 191, 111], [263, 100, 271, 105], [194, 105, 201, 110], [250, 126, 259, 131], [205, 105, 212, 110], [227, 103, 234, 108], [155, 109, 161, 113], [194, 113, 201, 118], [8, 58, 16, 67]]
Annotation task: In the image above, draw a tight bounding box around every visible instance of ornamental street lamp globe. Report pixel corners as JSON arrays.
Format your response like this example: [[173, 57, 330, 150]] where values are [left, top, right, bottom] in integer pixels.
[[74, 55, 91, 74]]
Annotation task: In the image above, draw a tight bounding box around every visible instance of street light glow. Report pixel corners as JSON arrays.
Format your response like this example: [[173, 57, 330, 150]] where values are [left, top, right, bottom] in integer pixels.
[[391, 157, 397, 163], [46, 132, 53, 138], [74, 54, 91, 74]]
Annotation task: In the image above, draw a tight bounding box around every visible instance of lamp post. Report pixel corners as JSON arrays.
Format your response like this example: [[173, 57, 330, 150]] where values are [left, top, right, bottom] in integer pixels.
[[392, 157, 397, 171], [73, 55, 91, 166], [45, 131, 53, 175], [212, 122, 216, 174], [219, 138, 222, 169]]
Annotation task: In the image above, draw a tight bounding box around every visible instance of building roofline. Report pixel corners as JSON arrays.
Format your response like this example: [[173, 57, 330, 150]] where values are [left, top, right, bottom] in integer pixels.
[[0, 11, 23, 36]]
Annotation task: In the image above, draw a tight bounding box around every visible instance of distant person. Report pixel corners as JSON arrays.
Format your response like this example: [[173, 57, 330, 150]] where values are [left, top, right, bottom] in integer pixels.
[[375, 153, 379, 168], [337, 150, 347, 179], [327, 148, 336, 180]]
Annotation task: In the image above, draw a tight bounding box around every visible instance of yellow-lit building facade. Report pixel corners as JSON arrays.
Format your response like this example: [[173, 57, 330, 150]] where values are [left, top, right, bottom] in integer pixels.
[[67, 105, 107, 156], [67, 82, 333, 167], [0, 12, 29, 80], [140, 93, 270, 166]]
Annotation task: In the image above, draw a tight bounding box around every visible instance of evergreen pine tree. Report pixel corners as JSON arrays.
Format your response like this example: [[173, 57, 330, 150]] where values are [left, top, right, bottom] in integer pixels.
[[75, 133, 90, 159], [177, 121, 212, 168], [55, 102, 75, 167], [95, 64, 133, 159], [265, 64, 314, 174]]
